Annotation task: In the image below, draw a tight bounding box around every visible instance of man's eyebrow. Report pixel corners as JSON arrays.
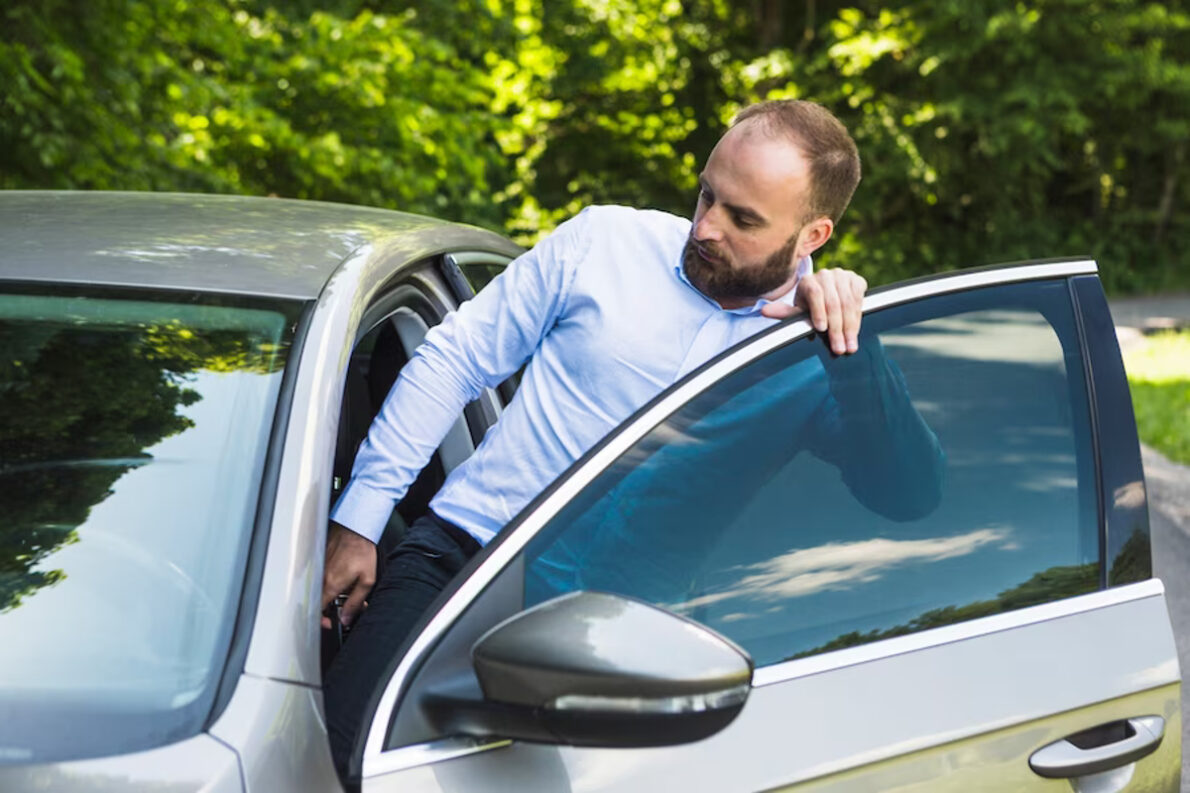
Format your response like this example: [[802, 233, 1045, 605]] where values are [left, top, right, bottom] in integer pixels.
[[698, 174, 767, 226]]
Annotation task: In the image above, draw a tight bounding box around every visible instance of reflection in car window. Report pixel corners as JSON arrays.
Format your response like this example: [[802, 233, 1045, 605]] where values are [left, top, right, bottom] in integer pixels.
[[523, 281, 1103, 667], [458, 262, 506, 295], [0, 286, 300, 763]]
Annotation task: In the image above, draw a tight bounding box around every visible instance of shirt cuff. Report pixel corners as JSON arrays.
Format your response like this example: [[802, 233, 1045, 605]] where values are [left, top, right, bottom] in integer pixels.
[[330, 480, 395, 545]]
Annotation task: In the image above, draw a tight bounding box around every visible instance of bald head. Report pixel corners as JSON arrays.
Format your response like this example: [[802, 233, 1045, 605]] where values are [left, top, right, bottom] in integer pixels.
[[732, 100, 861, 224]]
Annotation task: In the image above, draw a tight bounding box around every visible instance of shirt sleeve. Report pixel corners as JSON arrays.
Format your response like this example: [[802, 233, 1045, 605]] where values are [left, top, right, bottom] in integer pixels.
[[331, 209, 591, 542], [804, 339, 946, 522]]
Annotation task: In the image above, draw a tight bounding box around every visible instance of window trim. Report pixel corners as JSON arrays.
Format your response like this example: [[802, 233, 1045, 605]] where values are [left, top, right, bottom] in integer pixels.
[[442, 251, 517, 302], [1070, 275, 1152, 586], [360, 258, 1100, 779]]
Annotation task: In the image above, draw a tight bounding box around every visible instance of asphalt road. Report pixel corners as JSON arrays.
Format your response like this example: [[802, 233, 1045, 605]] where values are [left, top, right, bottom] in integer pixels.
[[1146, 445, 1190, 792]]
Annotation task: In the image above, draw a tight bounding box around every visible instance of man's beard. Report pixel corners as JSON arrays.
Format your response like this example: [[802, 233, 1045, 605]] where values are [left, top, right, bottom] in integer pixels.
[[681, 233, 800, 305]]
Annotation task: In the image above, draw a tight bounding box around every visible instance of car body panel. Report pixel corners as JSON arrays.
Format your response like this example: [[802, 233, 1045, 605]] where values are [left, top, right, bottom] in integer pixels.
[[0, 191, 518, 300], [770, 683, 1181, 792], [0, 733, 242, 792], [362, 583, 1180, 792], [207, 675, 340, 793]]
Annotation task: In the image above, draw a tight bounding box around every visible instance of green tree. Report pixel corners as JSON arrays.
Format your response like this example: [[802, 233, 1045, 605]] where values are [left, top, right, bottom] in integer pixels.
[[1, 0, 514, 227], [0, 316, 287, 613], [741, 0, 1190, 289], [2, 0, 1186, 289]]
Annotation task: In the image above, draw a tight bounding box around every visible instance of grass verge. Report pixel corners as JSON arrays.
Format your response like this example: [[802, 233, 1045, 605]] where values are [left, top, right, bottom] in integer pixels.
[[1122, 329, 1190, 465]]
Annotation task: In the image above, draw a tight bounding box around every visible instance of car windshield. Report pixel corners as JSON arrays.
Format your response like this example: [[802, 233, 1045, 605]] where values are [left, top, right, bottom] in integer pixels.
[[0, 285, 302, 763]]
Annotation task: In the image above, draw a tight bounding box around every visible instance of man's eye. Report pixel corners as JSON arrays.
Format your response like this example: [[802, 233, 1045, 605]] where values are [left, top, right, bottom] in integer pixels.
[[733, 214, 755, 229], [698, 188, 712, 204]]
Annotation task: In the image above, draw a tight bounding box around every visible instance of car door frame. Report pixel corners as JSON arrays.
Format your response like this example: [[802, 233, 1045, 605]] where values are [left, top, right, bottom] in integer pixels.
[[354, 256, 1175, 787], [202, 225, 520, 793]]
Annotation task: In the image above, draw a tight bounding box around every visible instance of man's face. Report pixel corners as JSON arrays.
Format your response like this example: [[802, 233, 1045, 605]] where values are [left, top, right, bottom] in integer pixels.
[[682, 120, 831, 308]]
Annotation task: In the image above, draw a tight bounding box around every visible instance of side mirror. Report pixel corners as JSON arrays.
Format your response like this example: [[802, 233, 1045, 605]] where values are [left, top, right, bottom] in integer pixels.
[[423, 591, 753, 747]]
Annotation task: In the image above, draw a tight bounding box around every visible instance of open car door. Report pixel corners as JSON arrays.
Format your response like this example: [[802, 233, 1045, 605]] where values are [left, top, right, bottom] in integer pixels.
[[352, 259, 1180, 793]]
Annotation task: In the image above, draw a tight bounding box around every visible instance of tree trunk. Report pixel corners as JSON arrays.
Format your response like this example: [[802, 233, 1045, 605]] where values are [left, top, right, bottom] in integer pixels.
[[756, 0, 784, 49], [1155, 141, 1185, 245]]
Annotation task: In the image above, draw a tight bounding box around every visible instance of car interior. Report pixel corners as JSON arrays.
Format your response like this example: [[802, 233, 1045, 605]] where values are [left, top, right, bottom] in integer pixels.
[[321, 258, 506, 673]]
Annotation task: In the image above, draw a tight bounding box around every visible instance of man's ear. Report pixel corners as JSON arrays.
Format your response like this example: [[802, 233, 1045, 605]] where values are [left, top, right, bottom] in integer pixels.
[[795, 217, 834, 260]]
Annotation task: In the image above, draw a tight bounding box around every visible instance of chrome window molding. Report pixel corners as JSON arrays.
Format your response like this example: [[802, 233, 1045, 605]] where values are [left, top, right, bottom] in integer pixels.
[[362, 258, 1100, 776], [448, 250, 518, 267], [861, 259, 1096, 313], [753, 579, 1168, 687], [365, 737, 512, 776]]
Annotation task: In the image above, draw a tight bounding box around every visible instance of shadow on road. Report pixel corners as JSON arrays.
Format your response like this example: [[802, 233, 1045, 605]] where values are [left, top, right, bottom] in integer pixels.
[[1146, 445, 1190, 793]]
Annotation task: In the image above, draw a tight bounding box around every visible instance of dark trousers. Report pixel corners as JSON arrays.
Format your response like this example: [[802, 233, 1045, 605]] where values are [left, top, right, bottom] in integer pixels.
[[323, 511, 480, 775]]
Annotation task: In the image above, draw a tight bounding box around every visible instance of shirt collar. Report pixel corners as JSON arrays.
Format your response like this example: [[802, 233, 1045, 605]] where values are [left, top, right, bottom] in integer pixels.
[[674, 254, 814, 316]]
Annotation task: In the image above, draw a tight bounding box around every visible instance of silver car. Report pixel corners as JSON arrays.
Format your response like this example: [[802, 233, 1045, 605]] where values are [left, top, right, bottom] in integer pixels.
[[0, 191, 1180, 792]]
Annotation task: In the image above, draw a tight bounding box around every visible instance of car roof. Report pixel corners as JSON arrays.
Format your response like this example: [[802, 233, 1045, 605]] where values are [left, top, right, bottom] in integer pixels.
[[0, 191, 520, 300]]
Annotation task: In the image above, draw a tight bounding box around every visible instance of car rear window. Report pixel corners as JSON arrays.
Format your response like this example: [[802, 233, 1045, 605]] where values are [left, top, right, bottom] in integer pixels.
[[0, 285, 301, 764]]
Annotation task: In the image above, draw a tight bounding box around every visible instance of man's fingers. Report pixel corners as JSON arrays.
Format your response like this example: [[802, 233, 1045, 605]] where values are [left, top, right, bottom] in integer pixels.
[[322, 522, 378, 630], [759, 300, 800, 320], [843, 274, 867, 353], [321, 565, 345, 612], [819, 270, 845, 355], [796, 273, 827, 331], [852, 273, 868, 300], [767, 268, 867, 355], [340, 586, 369, 628], [843, 304, 860, 353], [321, 572, 346, 622]]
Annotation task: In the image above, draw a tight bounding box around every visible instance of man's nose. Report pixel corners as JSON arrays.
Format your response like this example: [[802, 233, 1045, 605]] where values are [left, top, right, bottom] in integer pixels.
[[693, 208, 724, 243]]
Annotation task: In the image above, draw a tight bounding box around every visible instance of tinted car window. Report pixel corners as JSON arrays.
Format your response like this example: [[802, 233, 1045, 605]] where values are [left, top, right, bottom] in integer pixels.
[[458, 262, 506, 295], [523, 280, 1100, 667], [0, 286, 300, 763]]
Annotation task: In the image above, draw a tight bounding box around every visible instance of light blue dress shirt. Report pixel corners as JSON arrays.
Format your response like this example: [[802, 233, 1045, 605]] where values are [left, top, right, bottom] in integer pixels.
[[331, 205, 811, 545]]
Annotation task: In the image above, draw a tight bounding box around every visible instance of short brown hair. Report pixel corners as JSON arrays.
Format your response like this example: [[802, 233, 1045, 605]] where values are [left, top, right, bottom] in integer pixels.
[[733, 100, 861, 224]]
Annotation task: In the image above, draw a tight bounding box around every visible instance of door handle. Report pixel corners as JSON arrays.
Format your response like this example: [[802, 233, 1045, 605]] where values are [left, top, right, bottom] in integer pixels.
[[1029, 716, 1165, 778]]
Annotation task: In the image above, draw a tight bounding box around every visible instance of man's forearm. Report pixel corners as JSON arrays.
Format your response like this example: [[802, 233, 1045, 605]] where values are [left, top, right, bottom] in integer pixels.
[[812, 339, 946, 521], [331, 348, 477, 542]]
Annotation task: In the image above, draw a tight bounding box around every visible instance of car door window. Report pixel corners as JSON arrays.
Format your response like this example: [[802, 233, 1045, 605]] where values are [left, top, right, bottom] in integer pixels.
[[521, 279, 1105, 667], [446, 252, 510, 296]]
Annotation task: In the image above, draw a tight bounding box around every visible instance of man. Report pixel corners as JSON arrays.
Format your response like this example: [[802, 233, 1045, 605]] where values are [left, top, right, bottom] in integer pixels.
[[321, 99, 869, 770]]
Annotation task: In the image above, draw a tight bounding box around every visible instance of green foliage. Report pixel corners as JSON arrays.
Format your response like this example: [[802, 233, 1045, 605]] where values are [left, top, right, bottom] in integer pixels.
[[1129, 379, 1190, 463], [1, 0, 513, 226], [2, 0, 1187, 289], [800, 0, 1190, 290], [1124, 329, 1190, 463]]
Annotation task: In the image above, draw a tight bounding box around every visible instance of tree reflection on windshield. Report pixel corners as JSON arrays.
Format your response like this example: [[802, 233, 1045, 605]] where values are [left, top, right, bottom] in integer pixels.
[[0, 288, 300, 763], [0, 308, 288, 613]]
